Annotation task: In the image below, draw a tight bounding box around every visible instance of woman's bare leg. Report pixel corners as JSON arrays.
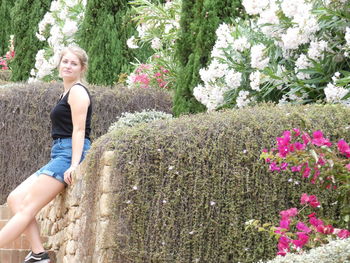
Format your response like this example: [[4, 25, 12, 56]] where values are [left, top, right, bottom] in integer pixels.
[[7, 174, 45, 253], [0, 174, 64, 247]]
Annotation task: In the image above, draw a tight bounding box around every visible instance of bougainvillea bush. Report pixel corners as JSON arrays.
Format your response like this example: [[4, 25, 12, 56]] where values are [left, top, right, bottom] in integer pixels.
[[194, 0, 350, 110], [254, 128, 350, 257]]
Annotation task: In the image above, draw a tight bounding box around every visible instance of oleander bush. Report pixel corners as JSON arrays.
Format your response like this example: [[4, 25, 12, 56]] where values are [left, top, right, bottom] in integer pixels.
[[0, 82, 172, 203], [83, 103, 350, 262]]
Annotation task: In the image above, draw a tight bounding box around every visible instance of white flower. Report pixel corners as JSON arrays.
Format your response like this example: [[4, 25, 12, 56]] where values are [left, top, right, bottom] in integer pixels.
[[30, 69, 36, 77], [164, 23, 174, 34], [308, 40, 328, 60], [151, 37, 162, 49], [281, 0, 306, 18], [136, 23, 151, 39], [232, 36, 250, 52], [281, 27, 304, 50], [250, 44, 269, 69], [249, 71, 262, 91], [62, 20, 78, 37], [225, 70, 242, 88], [236, 90, 251, 108], [194, 84, 225, 111], [242, 0, 269, 15], [50, 1, 60, 12], [66, 0, 78, 8], [295, 54, 312, 80], [258, 6, 279, 26], [127, 36, 139, 49], [215, 23, 234, 49], [345, 27, 350, 47], [36, 33, 46, 42], [132, 185, 138, 190], [324, 83, 348, 103], [210, 201, 216, 206]]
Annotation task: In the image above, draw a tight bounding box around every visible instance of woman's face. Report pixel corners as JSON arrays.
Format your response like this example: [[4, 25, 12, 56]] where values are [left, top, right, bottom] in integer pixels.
[[59, 51, 83, 82]]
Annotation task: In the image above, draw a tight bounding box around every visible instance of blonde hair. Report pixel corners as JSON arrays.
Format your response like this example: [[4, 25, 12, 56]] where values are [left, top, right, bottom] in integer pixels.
[[58, 45, 89, 82]]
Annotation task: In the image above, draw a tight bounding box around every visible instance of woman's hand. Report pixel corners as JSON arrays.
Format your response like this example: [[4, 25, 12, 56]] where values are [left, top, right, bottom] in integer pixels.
[[64, 165, 78, 185]]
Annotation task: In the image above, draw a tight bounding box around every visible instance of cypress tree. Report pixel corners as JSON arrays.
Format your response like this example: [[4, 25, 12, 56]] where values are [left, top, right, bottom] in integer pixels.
[[174, 0, 244, 116], [10, 0, 51, 81], [78, 1, 152, 86], [0, 0, 15, 56]]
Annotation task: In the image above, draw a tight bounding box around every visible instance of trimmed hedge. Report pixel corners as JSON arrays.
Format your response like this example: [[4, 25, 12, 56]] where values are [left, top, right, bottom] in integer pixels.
[[85, 103, 349, 262], [0, 83, 172, 203]]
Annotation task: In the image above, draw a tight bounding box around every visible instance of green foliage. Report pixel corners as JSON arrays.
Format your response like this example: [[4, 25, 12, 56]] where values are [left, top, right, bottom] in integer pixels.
[[173, 0, 245, 116], [86, 103, 350, 262], [78, 0, 152, 85], [108, 109, 173, 132], [10, 0, 51, 81], [0, 0, 14, 56]]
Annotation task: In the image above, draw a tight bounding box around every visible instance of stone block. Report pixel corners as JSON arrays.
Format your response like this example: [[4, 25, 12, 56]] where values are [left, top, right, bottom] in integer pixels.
[[101, 151, 115, 166]]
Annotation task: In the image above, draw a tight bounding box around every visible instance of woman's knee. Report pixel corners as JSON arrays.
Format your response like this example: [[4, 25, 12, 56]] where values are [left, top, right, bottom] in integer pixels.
[[7, 191, 22, 211]]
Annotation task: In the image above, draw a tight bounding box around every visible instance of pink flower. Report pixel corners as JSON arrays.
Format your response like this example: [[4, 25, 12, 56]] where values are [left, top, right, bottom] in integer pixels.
[[154, 72, 162, 77], [269, 162, 280, 172], [279, 219, 291, 230], [346, 163, 350, 171], [311, 169, 320, 184], [293, 128, 301, 137], [302, 132, 311, 145], [337, 229, 350, 239], [294, 142, 305, 150], [280, 162, 288, 170], [338, 139, 350, 157], [291, 232, 309, 248], [316, 224, 334, 235], [311, 130, 332, 147], [277, 236, 290, 256], [280, 208, 298, 219], [308, 212, 316, 218], [291, 165, 302, 172], [309, 216, 324, 227], [296, 222, 311, 233], [302, 166, 311, 178], [300, 193, 320, 208], [317, 156, 326, 166]]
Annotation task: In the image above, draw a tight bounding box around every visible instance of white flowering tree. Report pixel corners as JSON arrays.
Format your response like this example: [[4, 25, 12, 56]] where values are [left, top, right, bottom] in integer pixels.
[[29, 0, 86, 82], [194, 0, 350, 110], [126, 0, 181, 89]]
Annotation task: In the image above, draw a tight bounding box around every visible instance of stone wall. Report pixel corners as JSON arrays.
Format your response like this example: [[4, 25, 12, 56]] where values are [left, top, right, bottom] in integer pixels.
[[38, 150, 116, 263]]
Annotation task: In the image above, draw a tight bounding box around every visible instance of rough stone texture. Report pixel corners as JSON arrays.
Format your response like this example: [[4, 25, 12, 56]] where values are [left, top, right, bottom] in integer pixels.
[[38, 150, 117, 263]]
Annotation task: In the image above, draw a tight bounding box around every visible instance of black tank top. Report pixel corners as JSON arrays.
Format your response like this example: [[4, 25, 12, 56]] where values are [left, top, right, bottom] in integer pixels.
[[50, 83, 92, 140]]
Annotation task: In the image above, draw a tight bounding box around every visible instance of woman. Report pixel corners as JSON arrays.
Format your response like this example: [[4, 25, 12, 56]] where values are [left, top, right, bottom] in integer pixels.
[[0, 46, 92, 263]]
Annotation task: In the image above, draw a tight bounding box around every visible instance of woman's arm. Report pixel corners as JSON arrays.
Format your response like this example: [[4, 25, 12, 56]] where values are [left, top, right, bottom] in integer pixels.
[[64, 84, 90, 185]]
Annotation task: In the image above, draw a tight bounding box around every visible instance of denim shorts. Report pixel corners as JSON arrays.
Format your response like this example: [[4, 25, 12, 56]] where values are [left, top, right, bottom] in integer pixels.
[[34, 138, 91, 186]]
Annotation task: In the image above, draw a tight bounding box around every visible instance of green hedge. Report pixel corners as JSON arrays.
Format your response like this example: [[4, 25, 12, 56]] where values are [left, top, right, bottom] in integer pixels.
[[85, 103, 349, 262], [0, 83, 172, 203]]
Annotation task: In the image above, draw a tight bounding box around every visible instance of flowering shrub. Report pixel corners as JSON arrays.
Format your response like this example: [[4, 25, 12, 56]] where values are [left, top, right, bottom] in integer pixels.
[[0, 35, 15, 71], [194, 0, 350, 110], [126, 62, 171, 90], [126, 0, 181, 89], [260, 128, 350, 226], [29, 0, 86, 82], [247, 193, 350, 256], [108, 109, 173, 132]]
